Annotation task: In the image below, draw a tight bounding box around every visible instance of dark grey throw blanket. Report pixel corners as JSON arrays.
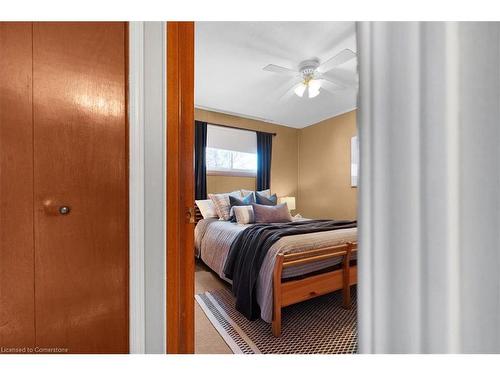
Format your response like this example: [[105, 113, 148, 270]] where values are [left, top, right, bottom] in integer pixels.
[[223, 219, 357, 320]]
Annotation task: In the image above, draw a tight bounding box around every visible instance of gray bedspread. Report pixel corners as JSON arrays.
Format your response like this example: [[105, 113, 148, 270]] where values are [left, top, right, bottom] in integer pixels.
[[195, 218, 357, 323]]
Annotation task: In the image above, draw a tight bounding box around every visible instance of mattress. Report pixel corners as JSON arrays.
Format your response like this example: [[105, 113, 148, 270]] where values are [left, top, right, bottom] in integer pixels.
[[195, 218, 357, 323]]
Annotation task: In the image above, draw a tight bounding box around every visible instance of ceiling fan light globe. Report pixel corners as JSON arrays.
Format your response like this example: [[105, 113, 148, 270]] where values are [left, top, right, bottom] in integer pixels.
[[308, 86, 320, 98], [294, 83, 306, 97], [309, 79, 321, 91], [307, 79, 321, 98]]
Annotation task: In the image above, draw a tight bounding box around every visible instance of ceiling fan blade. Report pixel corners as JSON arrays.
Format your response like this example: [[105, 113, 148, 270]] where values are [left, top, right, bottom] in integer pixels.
[[263, 64, 299, 76], [318, 76, 345, 90], [279, 82, 302, 102], [318, 48, 356, 74], [320, 69, 358, 88], [320, 86, 336, 96]]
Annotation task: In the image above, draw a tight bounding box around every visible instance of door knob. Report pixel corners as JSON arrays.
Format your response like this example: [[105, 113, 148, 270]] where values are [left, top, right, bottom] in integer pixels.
[[59, 206, 71, 215], [185, 207, 195, 224], [42, 200, 71, 216]]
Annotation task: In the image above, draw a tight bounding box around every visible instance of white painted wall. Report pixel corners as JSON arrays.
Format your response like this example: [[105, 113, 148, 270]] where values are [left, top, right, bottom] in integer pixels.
[[143, 21, 166, 354], [129, 21, 166, 354]]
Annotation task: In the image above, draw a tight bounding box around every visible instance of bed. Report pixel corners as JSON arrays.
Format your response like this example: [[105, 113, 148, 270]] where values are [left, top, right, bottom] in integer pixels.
[[195, 209, 358, 337]]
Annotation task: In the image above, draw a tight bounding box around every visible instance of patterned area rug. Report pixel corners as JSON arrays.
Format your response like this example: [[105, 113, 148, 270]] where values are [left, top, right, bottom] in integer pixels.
[[195, 287, 357, 354]]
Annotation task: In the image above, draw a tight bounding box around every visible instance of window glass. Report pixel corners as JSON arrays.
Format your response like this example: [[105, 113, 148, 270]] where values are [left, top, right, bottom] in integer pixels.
[[206, 147, 257, 173]]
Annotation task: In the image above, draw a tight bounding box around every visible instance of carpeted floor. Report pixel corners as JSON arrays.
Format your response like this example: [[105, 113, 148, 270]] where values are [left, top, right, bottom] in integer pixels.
[[196, 285, 358, 354], [195, 262, 232, 354]]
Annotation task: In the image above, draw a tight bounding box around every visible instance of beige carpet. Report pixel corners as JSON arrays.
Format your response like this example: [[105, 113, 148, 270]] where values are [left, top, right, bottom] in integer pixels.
[[195, 262, 232, 354]]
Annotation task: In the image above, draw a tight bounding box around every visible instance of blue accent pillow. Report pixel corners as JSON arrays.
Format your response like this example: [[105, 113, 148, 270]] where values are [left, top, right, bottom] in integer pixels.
[[229, 193, 255, 221], [255, 192, 277, 206]]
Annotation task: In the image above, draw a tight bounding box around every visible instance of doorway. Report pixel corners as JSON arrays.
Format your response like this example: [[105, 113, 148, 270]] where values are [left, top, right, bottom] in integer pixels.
[[166, 21, 359, 354]]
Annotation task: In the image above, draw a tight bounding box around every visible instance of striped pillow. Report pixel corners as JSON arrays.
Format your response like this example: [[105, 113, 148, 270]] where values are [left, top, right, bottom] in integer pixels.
[[229, 193, 255, 221], [209, 190, 242, 221], [233, 205, 255, 225]]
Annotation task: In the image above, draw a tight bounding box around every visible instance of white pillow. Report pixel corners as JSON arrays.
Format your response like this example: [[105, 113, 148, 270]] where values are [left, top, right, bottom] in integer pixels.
[[241, 189, 271, 199], [208, 190, 242, 221], [195, 199, 218, 219], [233, 205, 255, 225]]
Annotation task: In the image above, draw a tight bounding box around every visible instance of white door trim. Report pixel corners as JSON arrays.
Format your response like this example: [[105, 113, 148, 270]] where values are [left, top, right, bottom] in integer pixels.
[[129, 21, 146, 354]]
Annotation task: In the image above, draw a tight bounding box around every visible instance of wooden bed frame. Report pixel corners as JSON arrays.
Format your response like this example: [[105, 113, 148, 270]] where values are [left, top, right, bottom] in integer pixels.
[[272, 242, 357, 337], [194, 206, 357, 337]]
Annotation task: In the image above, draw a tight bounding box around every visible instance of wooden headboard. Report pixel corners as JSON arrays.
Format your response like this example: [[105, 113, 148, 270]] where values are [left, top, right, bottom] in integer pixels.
[[194, 204, 203, 224]]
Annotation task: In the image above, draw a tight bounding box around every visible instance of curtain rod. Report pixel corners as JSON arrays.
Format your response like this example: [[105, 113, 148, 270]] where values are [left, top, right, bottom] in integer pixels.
[[203, 121, 277, 137]]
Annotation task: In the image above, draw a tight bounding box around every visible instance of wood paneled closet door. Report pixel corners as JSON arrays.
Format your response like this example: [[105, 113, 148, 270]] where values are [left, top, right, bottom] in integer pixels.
[[0, 22, 36, 351], [0, 22, 129, 354]]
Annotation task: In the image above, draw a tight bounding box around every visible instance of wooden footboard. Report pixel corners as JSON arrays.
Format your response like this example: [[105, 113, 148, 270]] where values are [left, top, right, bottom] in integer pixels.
[[272, 242, 357, 337]]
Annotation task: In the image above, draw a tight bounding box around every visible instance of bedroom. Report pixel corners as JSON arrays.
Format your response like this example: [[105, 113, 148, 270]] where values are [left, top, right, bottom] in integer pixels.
[[3, 10, 500, 367], [192, 22, 359, 354]]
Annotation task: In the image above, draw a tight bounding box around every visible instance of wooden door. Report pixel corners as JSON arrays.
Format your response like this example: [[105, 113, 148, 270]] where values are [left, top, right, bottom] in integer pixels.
[[32, 22, 129, 354], [0, 22, 128, 354], [0, 22, 35, 351], [166, 22, 195, 354]]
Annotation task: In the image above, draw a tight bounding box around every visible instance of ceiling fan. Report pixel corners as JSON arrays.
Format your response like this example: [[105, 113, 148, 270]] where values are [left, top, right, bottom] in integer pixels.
[[262, 48, 357, 99]]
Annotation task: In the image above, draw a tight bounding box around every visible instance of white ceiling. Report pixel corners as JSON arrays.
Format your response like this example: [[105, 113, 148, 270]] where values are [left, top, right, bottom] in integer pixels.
[[195, 22, 357, 128]]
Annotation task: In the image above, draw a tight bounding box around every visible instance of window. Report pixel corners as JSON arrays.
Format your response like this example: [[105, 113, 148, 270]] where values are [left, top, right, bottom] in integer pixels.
[[206, 124, 257, 176], [206, 147, 257, 173]]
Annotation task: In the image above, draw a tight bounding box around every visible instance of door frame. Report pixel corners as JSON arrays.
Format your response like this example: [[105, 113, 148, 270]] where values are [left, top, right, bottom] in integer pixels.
[[129, 21, 146, 354], [166, 21, 196, 354], [129, 21, 168, 354], [129, 21, 196, 354]]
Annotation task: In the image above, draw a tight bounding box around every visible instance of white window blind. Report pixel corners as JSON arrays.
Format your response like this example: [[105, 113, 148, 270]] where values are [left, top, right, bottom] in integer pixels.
[[206, 124, 257, 154]]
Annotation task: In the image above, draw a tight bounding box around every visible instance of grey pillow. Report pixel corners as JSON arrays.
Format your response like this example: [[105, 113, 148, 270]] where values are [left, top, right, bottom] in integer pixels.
[[252, 203, 292, 223], [255, 192, 277, 206], [241, 189, 271, 200]]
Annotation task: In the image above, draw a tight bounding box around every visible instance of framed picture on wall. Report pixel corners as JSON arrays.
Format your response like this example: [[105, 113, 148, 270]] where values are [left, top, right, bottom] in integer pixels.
[[351, 135, 359, 188]]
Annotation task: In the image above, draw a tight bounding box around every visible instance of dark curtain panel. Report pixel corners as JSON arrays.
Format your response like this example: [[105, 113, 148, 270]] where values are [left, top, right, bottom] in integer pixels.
[[256, 132, 273, 191], [195, 121, 208, 200]]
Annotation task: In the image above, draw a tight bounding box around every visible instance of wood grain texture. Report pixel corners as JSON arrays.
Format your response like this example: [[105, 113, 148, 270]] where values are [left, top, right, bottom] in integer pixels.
[[0, 22, 36, 350], [32, 22, 128, 353], [272, 254, 284, 337], [272, 243, 357, 337], [166, 21, 195, 354], [166, 22, 180, 353]]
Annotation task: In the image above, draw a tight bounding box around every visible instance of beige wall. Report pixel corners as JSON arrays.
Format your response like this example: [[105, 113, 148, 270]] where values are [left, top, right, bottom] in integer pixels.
[[206, 175, 255, 194], [195, 108, 299, 198], [297, 111, 357, 220]]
